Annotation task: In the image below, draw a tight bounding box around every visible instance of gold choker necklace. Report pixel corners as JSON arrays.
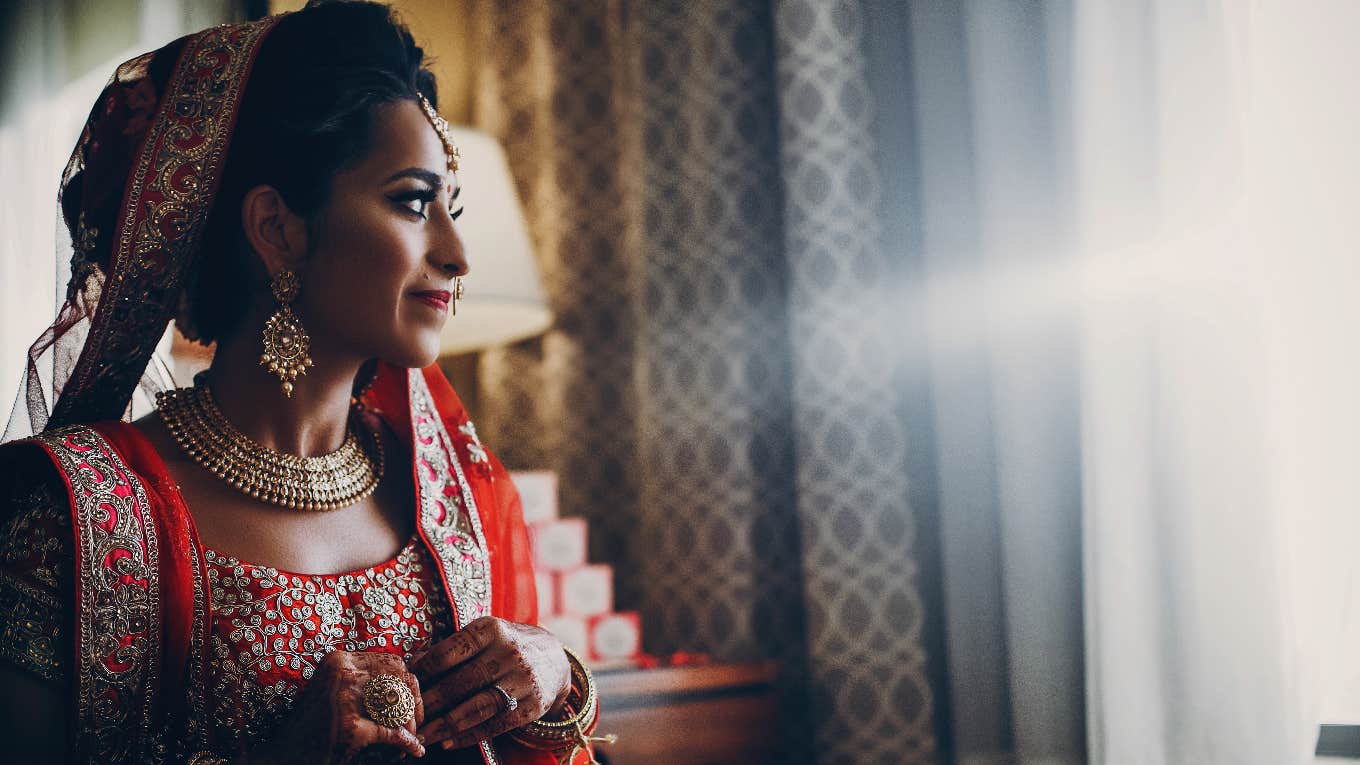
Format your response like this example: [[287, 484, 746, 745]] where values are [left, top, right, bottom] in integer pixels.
[[157, 380, 384, 511]]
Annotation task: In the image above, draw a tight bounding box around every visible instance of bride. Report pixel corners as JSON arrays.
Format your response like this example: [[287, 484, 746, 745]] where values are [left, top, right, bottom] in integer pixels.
[[0, 3, 601, 763]]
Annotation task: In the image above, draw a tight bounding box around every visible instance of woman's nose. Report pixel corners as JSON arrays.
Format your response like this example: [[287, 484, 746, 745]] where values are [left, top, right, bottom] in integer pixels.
[[434, 216, 469, 278]]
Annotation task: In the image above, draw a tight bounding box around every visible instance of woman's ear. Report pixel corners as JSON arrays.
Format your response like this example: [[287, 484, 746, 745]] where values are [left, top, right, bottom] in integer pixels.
[[241, 185, 309, 276]]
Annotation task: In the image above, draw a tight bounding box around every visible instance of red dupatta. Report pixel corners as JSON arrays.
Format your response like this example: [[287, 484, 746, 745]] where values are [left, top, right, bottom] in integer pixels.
[[30, 363, 583, 765]]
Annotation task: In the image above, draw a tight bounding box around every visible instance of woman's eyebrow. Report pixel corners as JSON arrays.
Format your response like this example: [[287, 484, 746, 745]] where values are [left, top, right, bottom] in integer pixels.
[[382, 167, 443, 186]]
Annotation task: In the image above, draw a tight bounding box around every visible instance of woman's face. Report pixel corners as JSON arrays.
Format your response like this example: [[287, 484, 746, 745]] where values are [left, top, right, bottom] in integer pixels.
[[295, 98, 467, 370]]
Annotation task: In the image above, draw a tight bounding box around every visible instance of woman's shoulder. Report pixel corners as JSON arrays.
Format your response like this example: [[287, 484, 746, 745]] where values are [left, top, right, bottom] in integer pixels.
[[0, 433, 77, 571], [8, 418, 177, 490], [0, 419, 171, 562]]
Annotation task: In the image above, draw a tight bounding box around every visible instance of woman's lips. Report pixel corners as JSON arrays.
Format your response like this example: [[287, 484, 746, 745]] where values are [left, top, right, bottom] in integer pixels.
[[410, 289, 451, 312]]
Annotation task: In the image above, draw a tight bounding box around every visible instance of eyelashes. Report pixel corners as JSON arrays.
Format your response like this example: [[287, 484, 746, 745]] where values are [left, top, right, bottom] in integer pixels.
[[390, 188, 438, 219], [390, 185, 465, 222], [448, 185, 463, 220]]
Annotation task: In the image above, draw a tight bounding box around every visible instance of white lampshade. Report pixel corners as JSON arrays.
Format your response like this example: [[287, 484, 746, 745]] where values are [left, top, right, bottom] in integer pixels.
[[440, 125, 552, 355]]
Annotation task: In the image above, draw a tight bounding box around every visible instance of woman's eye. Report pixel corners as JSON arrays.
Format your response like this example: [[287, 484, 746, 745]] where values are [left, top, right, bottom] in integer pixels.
[[403, 198, 429, 217], [391, 190, 436, 219]]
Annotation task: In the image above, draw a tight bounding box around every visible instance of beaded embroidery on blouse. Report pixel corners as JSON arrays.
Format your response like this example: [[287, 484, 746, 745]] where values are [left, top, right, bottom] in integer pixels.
[[203, 536, 452, 746], [0, 481, 69, 683]]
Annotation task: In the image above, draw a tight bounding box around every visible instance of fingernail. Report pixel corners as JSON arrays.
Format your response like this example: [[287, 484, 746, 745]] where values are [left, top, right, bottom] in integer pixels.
[[442, 740, 455, 750], [417, 734, 426, 745]]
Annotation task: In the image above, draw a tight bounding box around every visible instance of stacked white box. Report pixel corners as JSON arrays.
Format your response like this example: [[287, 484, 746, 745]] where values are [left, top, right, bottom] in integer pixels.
[[558, 564, 612, 617], [509, 470, 559, 525], [589, 612, 641, 661], [519, 471, 644, 664], [530, 518, 588, 572]]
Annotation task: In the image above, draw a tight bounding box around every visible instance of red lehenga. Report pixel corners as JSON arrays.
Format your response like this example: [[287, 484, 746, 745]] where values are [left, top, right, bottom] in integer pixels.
[[0, 364, 592, 764]]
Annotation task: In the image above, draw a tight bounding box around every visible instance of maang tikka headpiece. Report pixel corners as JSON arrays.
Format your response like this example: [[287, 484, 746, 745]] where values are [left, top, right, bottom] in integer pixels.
[[417, 93, 460, 172]]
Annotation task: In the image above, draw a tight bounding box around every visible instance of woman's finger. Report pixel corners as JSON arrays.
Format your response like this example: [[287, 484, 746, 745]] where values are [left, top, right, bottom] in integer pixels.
[[362, 717, 427, 759], [409, 616, 503, 681], [351, 652, 425, 733], [418, 680, 527, 745], [420, 644, 514, 718], [433, 691, 534, 752], [395, 665, 425, 729]]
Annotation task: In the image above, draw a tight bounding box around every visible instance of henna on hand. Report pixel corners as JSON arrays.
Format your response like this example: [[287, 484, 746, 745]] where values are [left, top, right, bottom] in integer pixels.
[[243, 650, 426, 765], [412, 616, 572, 750]]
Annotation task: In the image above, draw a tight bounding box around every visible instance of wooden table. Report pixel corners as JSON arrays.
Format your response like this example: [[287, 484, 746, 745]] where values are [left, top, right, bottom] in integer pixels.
[[592, 661, 780, 765]]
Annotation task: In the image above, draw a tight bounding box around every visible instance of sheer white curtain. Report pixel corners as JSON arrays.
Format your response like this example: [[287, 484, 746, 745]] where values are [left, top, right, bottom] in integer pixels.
[[0, 0, 238, 418], [874, 1, 1357, 763], [1254, 2, 1360, 744], [1076, 2, 1359, 763]]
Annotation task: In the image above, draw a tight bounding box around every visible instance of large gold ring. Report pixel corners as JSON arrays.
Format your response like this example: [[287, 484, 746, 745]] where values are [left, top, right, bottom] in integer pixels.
[[363, 673, 417, 728]]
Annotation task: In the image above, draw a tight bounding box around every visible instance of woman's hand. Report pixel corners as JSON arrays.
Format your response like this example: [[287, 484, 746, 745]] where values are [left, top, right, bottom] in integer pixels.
[[241, 650, 425, 764], [411, 616, 571, 752]]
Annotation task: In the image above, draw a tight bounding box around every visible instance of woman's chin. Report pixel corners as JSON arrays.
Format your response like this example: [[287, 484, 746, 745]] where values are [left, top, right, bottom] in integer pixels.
[[377, 341, 440, 370]]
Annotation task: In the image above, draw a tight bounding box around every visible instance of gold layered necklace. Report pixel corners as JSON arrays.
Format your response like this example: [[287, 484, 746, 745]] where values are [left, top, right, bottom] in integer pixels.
[[157, 377, 384, 511]]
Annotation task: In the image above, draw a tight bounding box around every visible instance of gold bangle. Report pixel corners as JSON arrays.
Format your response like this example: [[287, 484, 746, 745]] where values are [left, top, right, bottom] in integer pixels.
[[531, 647, 598, 732], [510, 647, 615, 752]]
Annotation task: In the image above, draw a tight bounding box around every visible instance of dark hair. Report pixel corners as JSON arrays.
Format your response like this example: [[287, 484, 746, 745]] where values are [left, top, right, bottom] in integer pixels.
[[185, 1, 437, 344]]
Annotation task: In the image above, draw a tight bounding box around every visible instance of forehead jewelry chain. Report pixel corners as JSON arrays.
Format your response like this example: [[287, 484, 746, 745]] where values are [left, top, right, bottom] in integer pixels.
[[418, 93, 460, 172]]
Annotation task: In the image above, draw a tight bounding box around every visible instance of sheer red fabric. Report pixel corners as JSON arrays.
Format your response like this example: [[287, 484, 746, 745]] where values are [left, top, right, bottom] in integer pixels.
[[4, 20, 277, 441]]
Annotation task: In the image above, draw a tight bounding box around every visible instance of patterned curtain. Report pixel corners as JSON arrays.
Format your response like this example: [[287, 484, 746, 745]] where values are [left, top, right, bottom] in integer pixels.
[[466, 2, 935, 761], [771, 2, 936, 762]]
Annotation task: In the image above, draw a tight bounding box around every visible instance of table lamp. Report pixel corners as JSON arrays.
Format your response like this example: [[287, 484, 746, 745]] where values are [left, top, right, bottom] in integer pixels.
[[439, 125, 552, 355]]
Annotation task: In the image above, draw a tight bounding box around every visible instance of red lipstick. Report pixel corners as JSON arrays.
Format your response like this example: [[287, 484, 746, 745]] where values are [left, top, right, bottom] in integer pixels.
[[411, 289, 451, 312]]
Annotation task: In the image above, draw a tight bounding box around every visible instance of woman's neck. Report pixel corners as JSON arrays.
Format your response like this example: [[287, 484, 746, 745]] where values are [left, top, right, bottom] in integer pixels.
[[206, 327, 364, 457]]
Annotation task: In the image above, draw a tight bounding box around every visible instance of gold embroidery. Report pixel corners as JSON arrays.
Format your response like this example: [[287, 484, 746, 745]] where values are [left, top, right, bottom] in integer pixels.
[[27, 14, 283, 760], [0, 571, 64, 682], [408, 370, 498, 765], [410, 371, 493, 626], [203, 539, 450, 749], [51, 17, 280, 427], [181, 526, 212, 755], [35, 425, 161, 762], [0, 477, 69, 683], [69, 211, 101, 293], [0, 481, 70, 591]]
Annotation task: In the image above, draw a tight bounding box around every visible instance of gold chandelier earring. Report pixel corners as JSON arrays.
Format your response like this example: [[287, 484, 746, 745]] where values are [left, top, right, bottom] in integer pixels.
[[260, 269, 312, 398], [452, 277, 464, 316]]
